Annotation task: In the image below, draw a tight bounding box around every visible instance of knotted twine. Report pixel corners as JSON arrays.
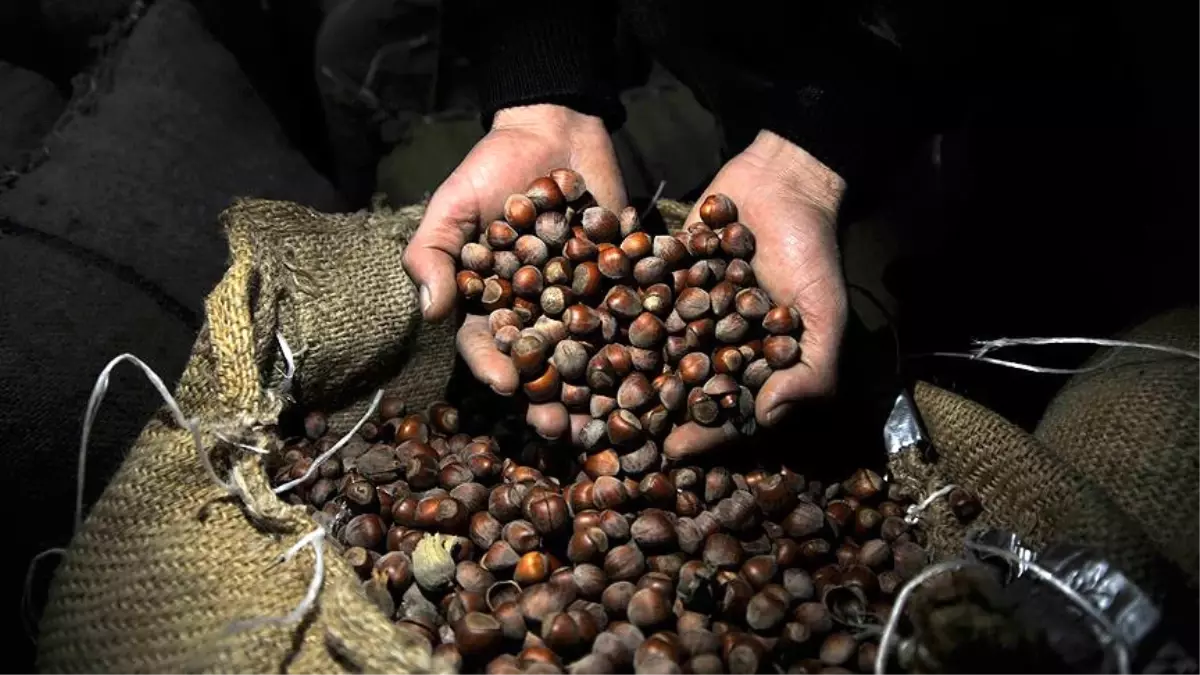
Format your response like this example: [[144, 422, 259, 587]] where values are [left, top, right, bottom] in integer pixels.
[[37, 198, 457, 673]]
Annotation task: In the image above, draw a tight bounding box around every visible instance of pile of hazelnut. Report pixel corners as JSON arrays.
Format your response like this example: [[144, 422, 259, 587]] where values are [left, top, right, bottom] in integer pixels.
[[271, 399, 974, 674], [455, 169, 803, 448]]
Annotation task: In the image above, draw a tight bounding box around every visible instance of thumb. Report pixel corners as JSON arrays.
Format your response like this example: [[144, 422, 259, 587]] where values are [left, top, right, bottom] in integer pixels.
[[402, 173, 479, 321]]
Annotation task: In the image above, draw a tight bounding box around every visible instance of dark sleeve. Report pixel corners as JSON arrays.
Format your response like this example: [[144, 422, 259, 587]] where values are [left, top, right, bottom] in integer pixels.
[[463, 0, 626, 131]]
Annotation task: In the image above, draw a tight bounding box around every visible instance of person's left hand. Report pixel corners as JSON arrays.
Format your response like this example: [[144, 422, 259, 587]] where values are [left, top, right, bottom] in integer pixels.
[[662, 130, 850, 459]]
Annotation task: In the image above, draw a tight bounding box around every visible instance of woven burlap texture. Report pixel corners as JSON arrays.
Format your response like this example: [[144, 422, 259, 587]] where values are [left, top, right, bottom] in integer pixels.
[[1036, 308, 1199, 589], [37, 199, 457, 673], [893, 381, 1172, 598]]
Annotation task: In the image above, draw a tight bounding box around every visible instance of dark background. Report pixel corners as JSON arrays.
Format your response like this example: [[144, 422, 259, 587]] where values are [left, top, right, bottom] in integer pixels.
[[1, 0, 1195, 671]]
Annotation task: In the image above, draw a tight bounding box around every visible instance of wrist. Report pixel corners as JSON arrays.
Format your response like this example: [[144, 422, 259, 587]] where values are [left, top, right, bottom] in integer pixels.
[[745, 130, 846, 217], [493, 104, 608, 137]]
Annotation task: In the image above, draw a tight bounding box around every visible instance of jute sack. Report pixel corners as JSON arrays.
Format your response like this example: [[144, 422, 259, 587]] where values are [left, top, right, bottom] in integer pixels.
[[1036, 308, 1199, 590], [37, 198, 458, 673], [893, 377, 1184, 601]]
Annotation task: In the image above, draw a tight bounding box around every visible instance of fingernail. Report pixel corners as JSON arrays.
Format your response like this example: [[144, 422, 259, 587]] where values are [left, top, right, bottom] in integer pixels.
[[490, 383, 510, 396], [537, 430, 561, 441], [766, 403, 793, 426], [419, 285, 433, 317]]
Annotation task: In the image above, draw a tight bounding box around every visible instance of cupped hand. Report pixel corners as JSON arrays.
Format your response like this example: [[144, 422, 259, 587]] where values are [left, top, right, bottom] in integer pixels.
[[664, 130, 849, 459], [402, 104, 627, 440]]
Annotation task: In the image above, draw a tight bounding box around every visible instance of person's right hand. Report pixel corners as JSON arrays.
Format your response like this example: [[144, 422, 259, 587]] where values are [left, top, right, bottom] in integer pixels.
[[403, 103, 627, 441]]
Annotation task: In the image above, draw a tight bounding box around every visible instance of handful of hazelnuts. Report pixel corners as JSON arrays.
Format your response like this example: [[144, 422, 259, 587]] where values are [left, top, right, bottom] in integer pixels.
[[454, 169, 803, 452]]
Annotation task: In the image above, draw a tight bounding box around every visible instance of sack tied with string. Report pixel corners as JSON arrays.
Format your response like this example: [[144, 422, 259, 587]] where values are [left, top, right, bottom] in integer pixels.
[[37, 198, 459, 673], [892, 307, 1199, 604]]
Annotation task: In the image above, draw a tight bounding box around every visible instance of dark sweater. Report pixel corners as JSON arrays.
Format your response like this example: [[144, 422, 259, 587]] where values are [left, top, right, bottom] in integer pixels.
[[461, 0, 993, 188]]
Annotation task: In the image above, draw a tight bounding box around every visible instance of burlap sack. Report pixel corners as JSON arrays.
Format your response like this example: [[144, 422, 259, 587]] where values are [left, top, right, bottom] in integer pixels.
[[894, 379, 1183, 600], [1036, 308, 1199, 589], [37, 198, 457, 673]]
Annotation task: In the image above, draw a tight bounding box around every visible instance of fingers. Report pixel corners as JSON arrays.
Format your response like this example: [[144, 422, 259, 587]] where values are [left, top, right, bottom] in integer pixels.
[[664, 421, 742, 460], [403, 173, 480, 321], [456, 314, 519, 395], [756, 296, 847, 426]]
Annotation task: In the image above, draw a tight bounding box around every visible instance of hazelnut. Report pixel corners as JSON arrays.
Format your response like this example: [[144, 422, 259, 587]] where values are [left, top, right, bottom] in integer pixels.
[[583, 449, 621, 479], [568, 526, 611, 564], [564, 304, 601, 336], [620, 231, 652, 259], [617, 372, 655, 411], [503, 519, 542, 554], [652, 235, 687, 266], [699, 194, 738, 228], [489, 308, 522, 334], [461, 242, 494, 274], [719, 222, 756, 258], [457, 269, 484, 300], [512, 296, 540, 324], [629, 346, 662, 373], [469, 511, 502, 550], [552, 339, 589, 381], [948, 487, 983, 522], [740, 555, 778, 590], [601, 581, 637, 618], [627, 588, 671, 629], [607, 409, 644, 447], [515, 235, 550, 267], [510, 333, 548, 378], [504, 193, 538, 230], [488, 484, 528, 522], [721, 260, 752, 288], [763, 335, 801, 369], [535, 211, 571, 247], [454, 612, 504, 658], [604, 543, 646, 582], [581, 207, 619, 242], [671, 268, 689, 295], [819, 632, 858, 667], [578, 418, 609, 451], [746, 591, 788, 632], [344, 513, 385, 550], [481, 277, 513, 313], [541, 611, 585, 656], [685, 259, 714, 288], [632, 474, 671, 511], [487, 220, 519, 249], [715, 313, 749, 343], [515, 551, 552, 586], [628, 313, 666, 349], [762, 305, 801, 335], [676, 287, 711, 321], [520, 582, 575, 625], [632, 256, 667, 286], [512, 265, 544, 298], [685, 229, 720, 257], [592, 476, 630, 511], [621, 436, 662, 474], [703, 533, 743, 570], [640, 283, 673, 317], [597, 246, 631, 280], [527, 176, 566, 212], [630, 510, 676, 551], [678, 352, 712, 386], [564, 236, 599, 262], [550, 168, 587, 202], [524, 493, 569, 534], [532, 315, 568, 345], [481, 540, 520, 574], [492, 248, 520, 277], [741, 358, 773, 390], [734, 288, 771, 320], [522, 364, 561, 403], [596, 202, 631, 235], [685, 318, 715, 351]]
